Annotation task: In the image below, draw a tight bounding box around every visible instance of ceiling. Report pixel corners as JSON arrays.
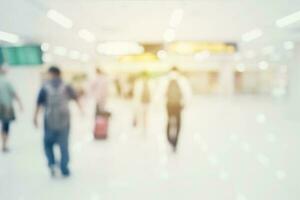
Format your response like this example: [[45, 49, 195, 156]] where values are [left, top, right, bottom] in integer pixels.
[[0, 0, 300, 62]]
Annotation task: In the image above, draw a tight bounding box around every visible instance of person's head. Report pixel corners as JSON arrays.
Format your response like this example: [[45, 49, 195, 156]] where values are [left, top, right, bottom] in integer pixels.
[[170, 66, 179, 73], [48, 66, 61, 79], [96, 67, 103, 75], [168, 66, 179, 76]]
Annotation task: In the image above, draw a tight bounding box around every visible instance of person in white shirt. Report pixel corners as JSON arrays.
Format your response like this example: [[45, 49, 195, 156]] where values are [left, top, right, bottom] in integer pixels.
[[133, 71, 153, 134], [90, 68, 109, 115]]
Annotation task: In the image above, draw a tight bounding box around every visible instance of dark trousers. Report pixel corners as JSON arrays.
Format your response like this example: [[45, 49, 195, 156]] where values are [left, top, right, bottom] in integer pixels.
[[44, 128, 70, 174], [167, 104, 182, 150]]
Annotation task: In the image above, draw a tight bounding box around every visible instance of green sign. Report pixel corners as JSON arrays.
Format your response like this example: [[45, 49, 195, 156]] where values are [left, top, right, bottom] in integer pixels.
[[1, 45, 43, 66]]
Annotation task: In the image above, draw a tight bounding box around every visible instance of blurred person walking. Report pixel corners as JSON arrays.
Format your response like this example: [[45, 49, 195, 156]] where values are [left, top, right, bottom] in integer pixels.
[[114, 78, 122, 98], [164, 67, 191, 152], [0, 65, 23, 152], [33, 66, 82, 177], [90, 68, 109, 115], [133, 71, 152, 134], [90, 68, 111, 139]]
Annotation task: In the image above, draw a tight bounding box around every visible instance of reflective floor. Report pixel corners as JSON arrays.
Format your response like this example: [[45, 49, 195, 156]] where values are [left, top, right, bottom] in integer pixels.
[[1, 91, 299, 200]]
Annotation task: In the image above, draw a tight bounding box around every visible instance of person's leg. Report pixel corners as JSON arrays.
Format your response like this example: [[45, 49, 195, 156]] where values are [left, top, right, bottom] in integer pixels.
[[95, 102, 102, 117], [43, 129, 56, 174], [142, 104, 148, 133], [173, 110, 182, 149], [57, 129, 70, 176], [167, 116, 171, 144], [166, 106, 175, 148], [1, 133, 7, 151], [1, 121, 10, 152]]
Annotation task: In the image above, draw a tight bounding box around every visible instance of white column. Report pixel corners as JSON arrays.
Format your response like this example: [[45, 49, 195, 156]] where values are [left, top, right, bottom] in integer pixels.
[[288, 43, 300, 118]]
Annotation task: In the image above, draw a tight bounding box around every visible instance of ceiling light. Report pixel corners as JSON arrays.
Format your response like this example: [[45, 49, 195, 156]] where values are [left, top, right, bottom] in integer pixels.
[[0, 31, 20, 43], [194, 51, 210, 61], [97, 41, 144, 56], [276, 10, 300, 28], [42, 53, 52, 63], [54, 46, 67, 56], [41, 43, 50, 52], [69, 50, 80, 59], [47, 9, 73, 29], [157, 50, 167, 59], [258, 61, 269, 70], [163, 29, 176, 43], [78, 29, 96, 43], [242, 29, 263, 42], [256, 113, 266, 123], [169, 9, 184, 28], [284, 41, 294, 50]]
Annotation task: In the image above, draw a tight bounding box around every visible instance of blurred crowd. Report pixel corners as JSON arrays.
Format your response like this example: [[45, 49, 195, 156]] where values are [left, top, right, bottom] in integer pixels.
[[0, 63, 192, 178]]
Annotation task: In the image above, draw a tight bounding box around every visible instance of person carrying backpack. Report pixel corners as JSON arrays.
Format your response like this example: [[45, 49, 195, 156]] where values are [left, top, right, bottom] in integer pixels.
[[33, 66, 83, 177], [165, 67, 187, 152]]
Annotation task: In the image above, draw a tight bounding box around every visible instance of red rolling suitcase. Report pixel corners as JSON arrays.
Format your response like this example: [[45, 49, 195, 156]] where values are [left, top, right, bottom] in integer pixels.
[[94, 111, 111, 139]]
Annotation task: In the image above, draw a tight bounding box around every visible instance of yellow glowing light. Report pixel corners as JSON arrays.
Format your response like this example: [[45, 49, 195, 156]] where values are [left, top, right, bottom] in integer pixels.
[[167, 41, 236, 54], [118, 53, 158, 62]]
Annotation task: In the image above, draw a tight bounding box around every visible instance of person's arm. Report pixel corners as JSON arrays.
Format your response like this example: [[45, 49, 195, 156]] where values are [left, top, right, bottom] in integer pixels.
[[67, 85, 84, 114], [9, 83, 23, 111], [34, 88, 46, 128], [75, 99, 84, 114], [33, 105, 42, 128], [14, 93, 23, 111]]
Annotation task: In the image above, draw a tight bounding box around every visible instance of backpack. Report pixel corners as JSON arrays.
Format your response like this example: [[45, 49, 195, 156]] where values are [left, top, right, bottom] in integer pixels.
[[44, 83, 70, 131], [141, 80, 150, 103], [167, 79, 182, 105]]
